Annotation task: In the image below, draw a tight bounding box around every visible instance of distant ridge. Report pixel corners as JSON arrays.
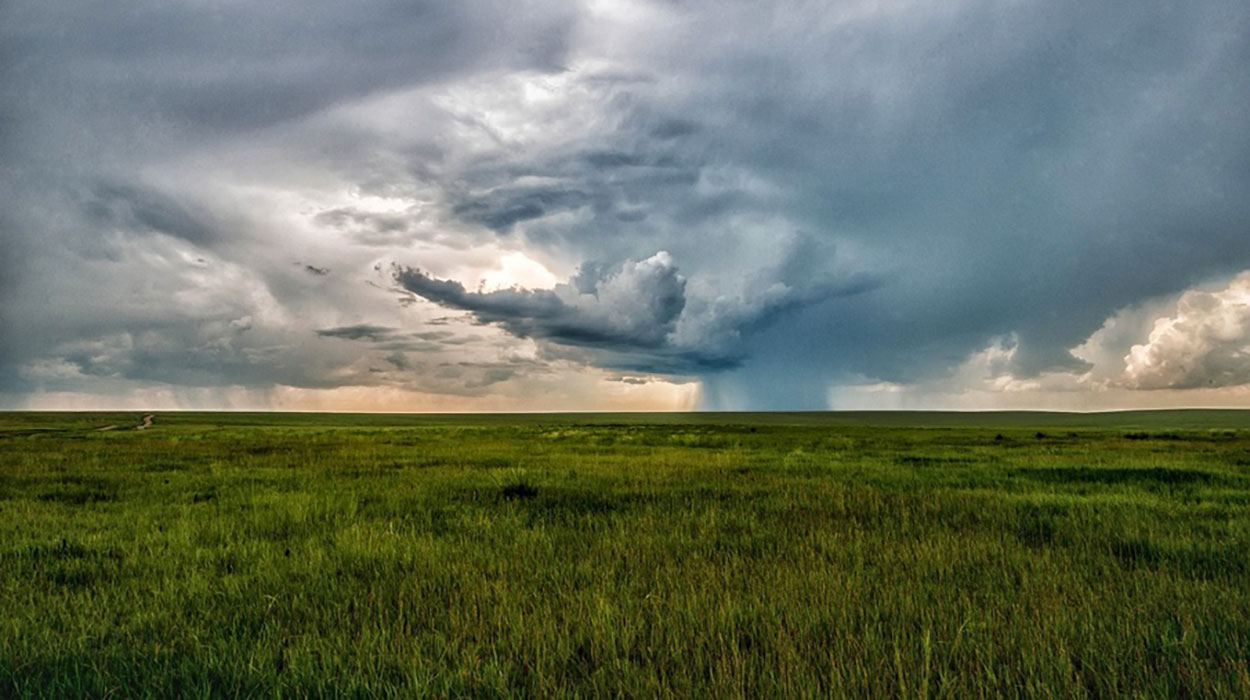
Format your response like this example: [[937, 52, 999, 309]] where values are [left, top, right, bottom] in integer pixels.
[[3, 409, 1249, 430]]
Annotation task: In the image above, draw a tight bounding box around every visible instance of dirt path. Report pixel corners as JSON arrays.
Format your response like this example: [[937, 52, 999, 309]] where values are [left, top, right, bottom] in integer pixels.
[[92, 414, 153, 432]]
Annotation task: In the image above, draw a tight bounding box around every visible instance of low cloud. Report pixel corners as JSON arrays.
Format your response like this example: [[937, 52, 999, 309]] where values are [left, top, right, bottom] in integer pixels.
[[465, 368, 515, 388], [315, 324, 459, 352], [396, 251, 686, 351], [316, 325, 402, 342], [396, 250, 880, 375], [1123, 273, 1250, 390], [830, 270, 1250, 408]]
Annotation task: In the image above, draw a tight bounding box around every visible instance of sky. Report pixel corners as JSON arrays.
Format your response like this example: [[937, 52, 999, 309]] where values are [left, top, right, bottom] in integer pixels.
[[2, 0, 1249, 412]]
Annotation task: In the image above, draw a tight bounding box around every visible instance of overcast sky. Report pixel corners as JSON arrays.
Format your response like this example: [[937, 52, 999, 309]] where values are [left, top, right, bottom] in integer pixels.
[[3, 0, 1249, 411]]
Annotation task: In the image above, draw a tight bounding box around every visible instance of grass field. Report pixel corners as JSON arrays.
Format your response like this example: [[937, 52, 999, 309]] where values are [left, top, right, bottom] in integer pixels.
[[2, 410, 1250, 697]]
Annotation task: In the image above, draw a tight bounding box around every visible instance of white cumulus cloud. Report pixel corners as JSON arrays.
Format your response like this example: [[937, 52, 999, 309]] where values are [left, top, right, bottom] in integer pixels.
[[1122, 272, 1250, 389]]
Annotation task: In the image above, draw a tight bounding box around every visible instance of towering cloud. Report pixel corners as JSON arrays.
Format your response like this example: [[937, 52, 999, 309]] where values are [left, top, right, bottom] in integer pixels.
[[1123, 274, 1250, 390]]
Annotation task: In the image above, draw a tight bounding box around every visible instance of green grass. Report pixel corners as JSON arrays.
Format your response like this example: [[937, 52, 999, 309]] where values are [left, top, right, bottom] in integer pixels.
[[2, 410, 1250, 697]]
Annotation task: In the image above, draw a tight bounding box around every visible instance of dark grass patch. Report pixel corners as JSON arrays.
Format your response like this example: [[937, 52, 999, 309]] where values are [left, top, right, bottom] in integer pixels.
[[343, 457, 451, 470], [9, 539, 125, 589], [213, 553, 240, 575], [1212, 491, 1250, 506], [1225, 451, 1250, 466], [379, 435, 424, 446], [501, 481, 539, 500], [510, 490, 643, 529], [243, 444, 286, 456], [446, 482, 646, 523], [0, 428, 73, 439], [1012, 503, 1067, 548], [1124, 432, 1185, 441], [10, 539, 123, 565], [139, 461, 195, 472], [18, 538, 93, 561], [894, 454, 977, 467], [49, 566, 106, 588], [1010, 467, 1225, 487], [1111, 538, 1249, 581], [37, 487, 118, 505]]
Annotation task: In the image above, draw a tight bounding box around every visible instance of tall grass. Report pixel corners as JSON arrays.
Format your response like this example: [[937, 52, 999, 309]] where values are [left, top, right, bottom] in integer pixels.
[[1, 412, 1249, 696]]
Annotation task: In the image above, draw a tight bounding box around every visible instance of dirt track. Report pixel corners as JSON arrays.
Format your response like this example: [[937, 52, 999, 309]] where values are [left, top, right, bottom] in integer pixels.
[[94, 414, 154, 432]]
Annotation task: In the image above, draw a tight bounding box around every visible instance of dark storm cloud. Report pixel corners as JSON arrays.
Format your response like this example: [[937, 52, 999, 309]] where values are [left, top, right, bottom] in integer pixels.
[[315, 325, 399, 342], [83, 183, 218, 245], [396, 253, 686, 351], [396, 251, 879, 374], [674, 0, 1250, 402], [439, 141, 701, 234], [316, 325, 460, 355], [385, 0, 1250, 407], [393, 258, 744, 375], [452, 188, 594, 233], [2, 1, 574, 134], [381, 354, 409, 373]]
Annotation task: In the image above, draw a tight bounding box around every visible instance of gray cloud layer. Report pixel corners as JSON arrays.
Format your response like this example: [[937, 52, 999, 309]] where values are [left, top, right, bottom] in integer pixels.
[[3, 0, 1249, 409]]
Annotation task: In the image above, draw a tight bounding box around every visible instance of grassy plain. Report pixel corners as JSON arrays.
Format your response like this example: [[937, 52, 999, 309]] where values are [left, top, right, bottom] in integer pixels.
[[2, 410, 1250, 697]]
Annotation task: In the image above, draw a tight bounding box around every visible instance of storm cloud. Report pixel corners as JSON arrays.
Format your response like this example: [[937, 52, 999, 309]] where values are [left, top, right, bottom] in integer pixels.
[[3, 0, 1250, 410], [397, 252, 685, 349], [396, 251, 878, 374]]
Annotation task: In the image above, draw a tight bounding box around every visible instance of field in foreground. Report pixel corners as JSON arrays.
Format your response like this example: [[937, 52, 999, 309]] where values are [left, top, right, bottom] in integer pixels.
[[2, 410, 1250, 697]]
